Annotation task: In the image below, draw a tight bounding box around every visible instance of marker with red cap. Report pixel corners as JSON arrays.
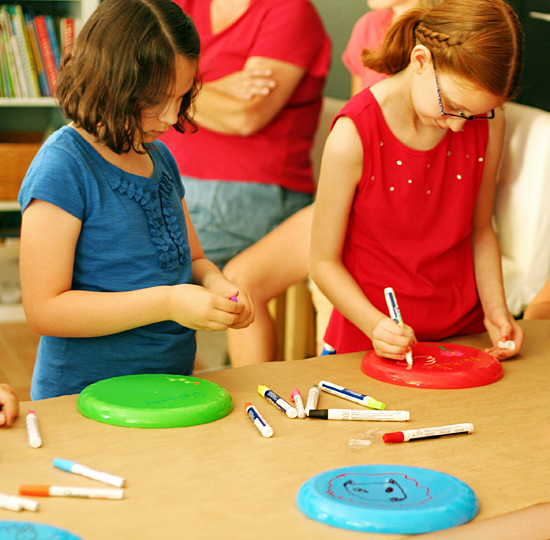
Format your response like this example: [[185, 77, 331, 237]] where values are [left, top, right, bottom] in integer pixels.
[[383, 423, 474, 443]]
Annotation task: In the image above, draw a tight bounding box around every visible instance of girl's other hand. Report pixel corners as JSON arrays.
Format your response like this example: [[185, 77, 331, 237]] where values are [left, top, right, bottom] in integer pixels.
[[225, 289, 255, 329], [483, 309, 525, 360], [167, 285, 254, 332], [371, 317, 416, 361]]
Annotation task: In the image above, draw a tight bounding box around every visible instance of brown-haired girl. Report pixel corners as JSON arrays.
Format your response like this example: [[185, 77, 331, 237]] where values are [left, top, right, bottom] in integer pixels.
[[18, 0, 253, 400], [310, 0, 525, 361]]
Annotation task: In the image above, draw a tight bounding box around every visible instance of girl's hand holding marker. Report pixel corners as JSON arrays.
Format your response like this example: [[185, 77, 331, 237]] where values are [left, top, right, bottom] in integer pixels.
[[383, 288, 415, 365]]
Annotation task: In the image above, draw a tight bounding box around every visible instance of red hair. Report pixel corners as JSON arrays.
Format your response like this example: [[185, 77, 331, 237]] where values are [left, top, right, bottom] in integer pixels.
[[362, 0, 524, 100]]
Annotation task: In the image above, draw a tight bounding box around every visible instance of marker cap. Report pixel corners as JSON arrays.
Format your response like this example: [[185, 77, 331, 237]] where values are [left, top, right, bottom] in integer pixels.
[[382, 432, 405, 443], [0, 494, 39, 512], [19, 485, 50, 497], [260, 425, 273, 437], [52, 458, 73, 473], [308, 409, 328, 419], [285, 407, 298, 419], [0, 498, 23, 511], [366, 398, 385, 410]]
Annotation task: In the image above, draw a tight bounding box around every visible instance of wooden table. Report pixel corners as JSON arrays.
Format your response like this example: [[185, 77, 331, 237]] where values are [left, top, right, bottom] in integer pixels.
[[1, 320, 549, 540]]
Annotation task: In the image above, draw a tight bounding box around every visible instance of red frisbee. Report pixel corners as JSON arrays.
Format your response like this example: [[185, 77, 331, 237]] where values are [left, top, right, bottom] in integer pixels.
[[361, 342, 503, 389]]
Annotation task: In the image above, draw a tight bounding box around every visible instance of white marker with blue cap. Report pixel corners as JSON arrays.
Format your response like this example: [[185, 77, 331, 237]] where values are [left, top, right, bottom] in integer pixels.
[[53, 459, 126, 487], [384, 287, 413, 366]]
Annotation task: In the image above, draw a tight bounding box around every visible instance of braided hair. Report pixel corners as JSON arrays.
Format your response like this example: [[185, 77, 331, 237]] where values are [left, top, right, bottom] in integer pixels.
[[362, 0, 523, 101]]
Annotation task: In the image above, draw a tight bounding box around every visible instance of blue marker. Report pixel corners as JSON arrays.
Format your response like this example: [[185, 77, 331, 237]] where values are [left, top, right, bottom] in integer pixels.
[[257, 385, 298, 418], [318, 381, 385, 410], [53, 459, 125, 487], [384, 287, 414, 366], [245, 403, 273, 437]]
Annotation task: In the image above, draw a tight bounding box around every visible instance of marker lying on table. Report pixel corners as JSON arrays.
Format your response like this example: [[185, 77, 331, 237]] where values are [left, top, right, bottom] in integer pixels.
[[318, 381, 385, 410], [26, 410, 42, 448], [257, 385, 297, 418], [0, 498, 23, 512], [308, 409, 409, 421], [245, 402, 273, 438], [384, 287, 413, 366], [290, 389, 306, 419], [53, 459, 126, 488], [383, 423, 474, 443], [304, 384, 319, 416], [0, 493, 39, 511], [19, 485, 124, 499]]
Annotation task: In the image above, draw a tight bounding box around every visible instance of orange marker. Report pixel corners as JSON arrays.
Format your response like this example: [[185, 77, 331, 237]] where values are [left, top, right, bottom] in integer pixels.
[[19, 485, 123, 499]]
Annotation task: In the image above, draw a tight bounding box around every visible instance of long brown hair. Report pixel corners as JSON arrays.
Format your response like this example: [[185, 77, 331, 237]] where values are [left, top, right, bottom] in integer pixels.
[[56, 0, 200, 154], [362, 0, 524, 101]]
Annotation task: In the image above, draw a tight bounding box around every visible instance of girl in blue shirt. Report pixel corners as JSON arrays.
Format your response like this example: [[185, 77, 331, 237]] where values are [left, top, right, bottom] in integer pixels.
[[18, 0, 254, 399]]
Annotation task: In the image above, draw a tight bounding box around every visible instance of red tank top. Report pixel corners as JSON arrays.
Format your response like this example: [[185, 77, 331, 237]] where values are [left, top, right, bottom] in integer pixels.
[[324, 89, 488, 353]]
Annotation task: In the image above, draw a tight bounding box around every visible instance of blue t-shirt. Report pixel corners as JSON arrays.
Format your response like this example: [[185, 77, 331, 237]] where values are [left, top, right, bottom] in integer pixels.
[[19, 126, 196, 399]]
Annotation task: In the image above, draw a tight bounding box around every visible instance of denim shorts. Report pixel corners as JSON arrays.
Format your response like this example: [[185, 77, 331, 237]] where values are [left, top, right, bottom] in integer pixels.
[[183, 177, 313, 269]]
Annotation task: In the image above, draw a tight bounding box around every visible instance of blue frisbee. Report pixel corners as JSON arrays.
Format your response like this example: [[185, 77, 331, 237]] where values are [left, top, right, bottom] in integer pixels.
[[296, 464, 479, 534], [0, 522, 84, 540]]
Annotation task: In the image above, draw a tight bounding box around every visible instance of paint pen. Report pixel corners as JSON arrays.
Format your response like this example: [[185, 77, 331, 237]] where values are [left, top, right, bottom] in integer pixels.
[[26, 410, 41, 448], [290, 389, 306, 419], [19, 485, 124, 500], [383, 423, 474, 443], [308, 409, 409, 421], [384, 287, 413, 366], [257, 385, 297, 418], [498, 340, 515, 350], [0, 493, 39, 511], [318, 381, 385, 410], [244, 402, 273, 438], [53, 459, 126, 488], [305, 384, 319, 416]]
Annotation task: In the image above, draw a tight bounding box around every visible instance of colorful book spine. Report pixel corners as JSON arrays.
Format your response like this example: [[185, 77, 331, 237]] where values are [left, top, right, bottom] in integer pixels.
[[0, 6, 24, 97], [0, 8, 15, 97], [9, 33, 27, 97], [33, 15, 57, 93], [9, 4, 40, 97], [60, 17, 75, 60], [44, 15, 60, 71], [25, 11, 50, 97], [0, 30, 7, 96]]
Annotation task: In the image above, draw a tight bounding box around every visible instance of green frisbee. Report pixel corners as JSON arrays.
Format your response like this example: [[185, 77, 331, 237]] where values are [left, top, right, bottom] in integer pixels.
[[77, 374, 233, 428]]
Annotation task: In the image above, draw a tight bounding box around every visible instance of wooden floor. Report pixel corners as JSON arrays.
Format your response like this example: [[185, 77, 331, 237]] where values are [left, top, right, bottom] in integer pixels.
[[0, 323, 39, 401]]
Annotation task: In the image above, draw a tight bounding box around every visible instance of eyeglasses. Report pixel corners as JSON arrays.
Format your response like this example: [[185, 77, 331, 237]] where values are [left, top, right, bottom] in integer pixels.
[[432, 59, 494, 120]]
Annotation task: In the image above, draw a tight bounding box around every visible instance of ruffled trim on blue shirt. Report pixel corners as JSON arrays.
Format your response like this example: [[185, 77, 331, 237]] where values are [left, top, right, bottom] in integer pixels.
[[107, 173, 188, 269]]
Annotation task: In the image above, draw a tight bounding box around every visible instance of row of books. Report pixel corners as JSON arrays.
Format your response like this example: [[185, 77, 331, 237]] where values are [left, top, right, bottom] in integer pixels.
[[0, 4, 79, 99]]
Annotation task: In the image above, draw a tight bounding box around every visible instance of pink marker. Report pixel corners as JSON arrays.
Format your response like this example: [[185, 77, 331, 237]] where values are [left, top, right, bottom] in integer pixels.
[[230, 296, 238, 302], [290, 389, 306, 419]]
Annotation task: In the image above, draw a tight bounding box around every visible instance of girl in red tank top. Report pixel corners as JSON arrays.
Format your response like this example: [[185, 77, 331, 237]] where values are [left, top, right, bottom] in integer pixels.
[[310, 0, 525, 361]]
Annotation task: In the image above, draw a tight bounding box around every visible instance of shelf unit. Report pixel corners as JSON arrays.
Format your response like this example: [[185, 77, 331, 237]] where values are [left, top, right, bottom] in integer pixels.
[[0, 0, 99, 322]]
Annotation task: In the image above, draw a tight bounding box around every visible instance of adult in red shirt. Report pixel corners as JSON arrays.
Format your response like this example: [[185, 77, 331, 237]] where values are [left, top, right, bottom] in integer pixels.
[[162, 0, 331, 269]]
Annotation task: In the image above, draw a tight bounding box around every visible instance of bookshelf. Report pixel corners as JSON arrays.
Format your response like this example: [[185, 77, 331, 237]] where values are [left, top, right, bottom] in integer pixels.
[[0, 0, 99, 322]]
